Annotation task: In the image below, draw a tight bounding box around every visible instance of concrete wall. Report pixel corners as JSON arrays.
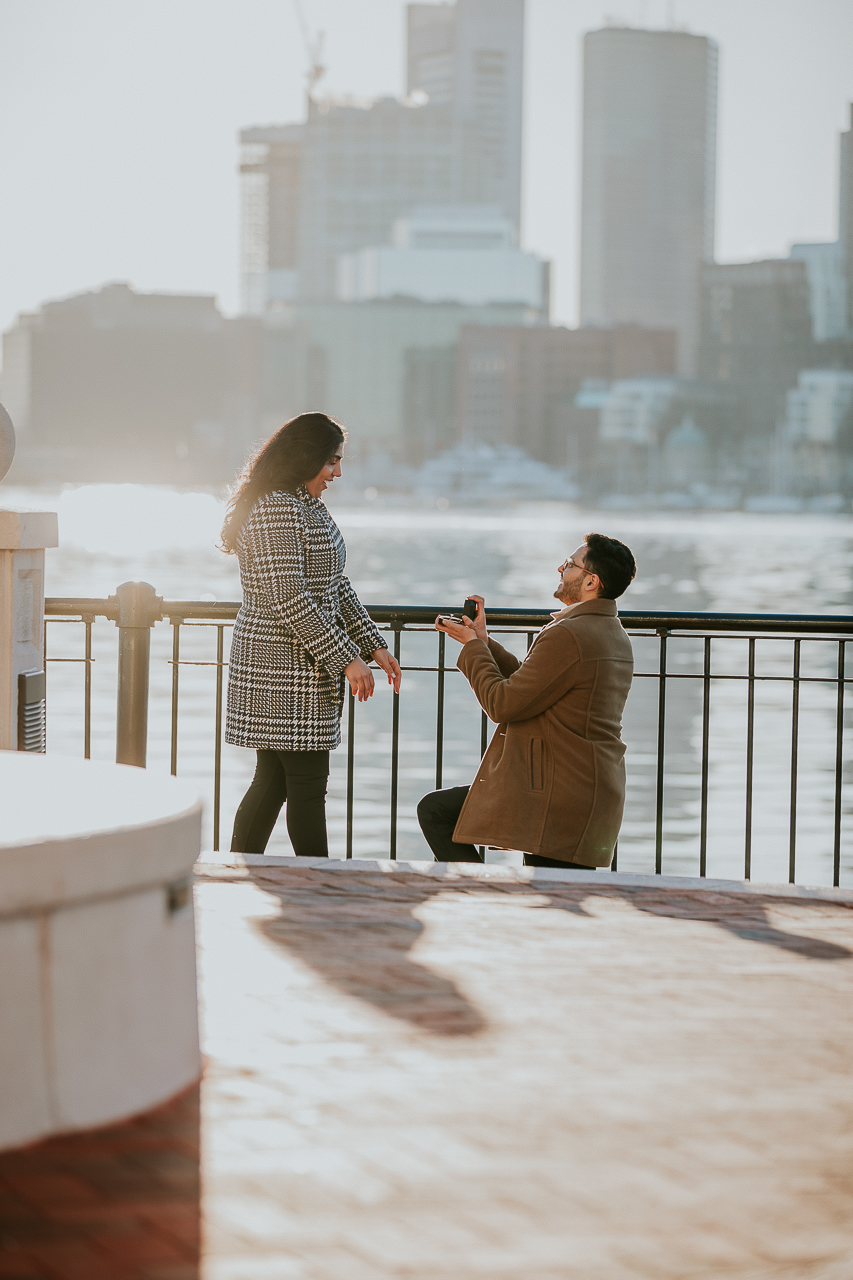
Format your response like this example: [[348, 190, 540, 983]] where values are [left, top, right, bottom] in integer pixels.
[[0, 753, 202, 1152]]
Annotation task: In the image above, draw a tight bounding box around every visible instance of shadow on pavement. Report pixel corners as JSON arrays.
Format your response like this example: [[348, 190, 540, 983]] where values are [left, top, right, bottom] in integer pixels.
[[256, 870, 488, 1037], [247, 865, 852, 1037]]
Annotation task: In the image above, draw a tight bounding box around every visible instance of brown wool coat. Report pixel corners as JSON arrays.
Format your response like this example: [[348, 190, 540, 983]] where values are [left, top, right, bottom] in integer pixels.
[[453, 599, 634, 867]]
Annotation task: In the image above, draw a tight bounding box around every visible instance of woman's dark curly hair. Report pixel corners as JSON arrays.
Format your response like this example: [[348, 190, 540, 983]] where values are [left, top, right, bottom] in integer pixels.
[[220, 412, 346, 553]]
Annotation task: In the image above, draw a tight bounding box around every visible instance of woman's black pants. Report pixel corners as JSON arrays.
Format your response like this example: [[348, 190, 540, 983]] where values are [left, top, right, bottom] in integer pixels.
[[417, 785, 596, 869], [231, 749, 330, 857]]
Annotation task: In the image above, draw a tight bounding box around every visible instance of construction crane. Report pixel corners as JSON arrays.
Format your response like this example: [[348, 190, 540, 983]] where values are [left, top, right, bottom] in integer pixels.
[[291, 0, 325, 101]]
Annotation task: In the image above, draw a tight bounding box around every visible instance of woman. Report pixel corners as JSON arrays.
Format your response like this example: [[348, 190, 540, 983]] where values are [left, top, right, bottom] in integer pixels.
[[221, 412, 401, 856]]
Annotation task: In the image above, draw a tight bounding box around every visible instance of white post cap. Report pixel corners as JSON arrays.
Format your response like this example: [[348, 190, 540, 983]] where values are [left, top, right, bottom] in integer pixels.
[[0, 510, 59, 550]]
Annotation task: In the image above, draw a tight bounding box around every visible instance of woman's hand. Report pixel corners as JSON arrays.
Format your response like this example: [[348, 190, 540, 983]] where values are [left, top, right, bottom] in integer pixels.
[[344, 656, 375, 702], [373, 646, 402, 693]]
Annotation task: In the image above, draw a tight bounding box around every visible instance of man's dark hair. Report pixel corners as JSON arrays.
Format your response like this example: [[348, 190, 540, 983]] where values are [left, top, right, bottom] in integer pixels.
[[583, 532, 636, 600]]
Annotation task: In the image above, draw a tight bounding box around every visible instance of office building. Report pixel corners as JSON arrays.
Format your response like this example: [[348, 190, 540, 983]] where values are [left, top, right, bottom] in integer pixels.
[[336, 206, 547, 310], [454, 323, 677, 465], [783, 368, 853, 495], [789, 243, 847, 342], [840, 104, 853, 332], [785, 369, 853, 445], [240, 0, 526, 310], [699, 259, 814, 442], [407, 0, 525, 233], [240, 124, 303, 313], [1, 284, 262, 482], [403, 345, 459, 463], [288, 297, 531, 457], [787, 108, 853, 345], [295, 96, 477, 302], [241, 96, 492, 308], [579, 26, 718, 375], [575, 374, 730, 496], [599, 378, 678, 445]]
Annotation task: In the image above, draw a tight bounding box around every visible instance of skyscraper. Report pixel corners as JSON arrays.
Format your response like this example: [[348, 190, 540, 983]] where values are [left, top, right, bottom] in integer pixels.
[[407, 0, 525, 234], [294, 97, 466, 301], [579, 26, 718, 375], [788, 242, 847, 342], [240, 124, 303, 313], [240, 0, 526, 310], [698, 258, 813, 440], [840, 104, 853, 333]]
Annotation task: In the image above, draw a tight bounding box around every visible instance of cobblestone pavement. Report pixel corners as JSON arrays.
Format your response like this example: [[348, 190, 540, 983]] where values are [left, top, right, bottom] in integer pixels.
[[194, 860, 853, 1280]]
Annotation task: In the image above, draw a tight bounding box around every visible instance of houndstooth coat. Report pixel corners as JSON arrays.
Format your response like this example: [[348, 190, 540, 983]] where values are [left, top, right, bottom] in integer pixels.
[[225, 486, 386, 751]]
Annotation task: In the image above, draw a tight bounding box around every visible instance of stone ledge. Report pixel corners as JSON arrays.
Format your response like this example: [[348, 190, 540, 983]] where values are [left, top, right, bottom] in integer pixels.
[[0, 508, 58, 549], [194, 852, 853, 904], [1, 753, 202, 916], [0, 753, 201, 1151]]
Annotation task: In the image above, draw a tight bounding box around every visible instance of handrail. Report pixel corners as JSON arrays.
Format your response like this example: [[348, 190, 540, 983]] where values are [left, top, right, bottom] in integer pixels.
[[41, 592, 853, 883], [366, 607, 853, 636], [44, 597, 853, 635], [46, 597, 120, 619]]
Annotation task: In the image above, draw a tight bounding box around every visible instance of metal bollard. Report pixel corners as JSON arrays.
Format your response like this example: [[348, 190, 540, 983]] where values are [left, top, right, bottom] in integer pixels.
[[109, 582, 163, 767]]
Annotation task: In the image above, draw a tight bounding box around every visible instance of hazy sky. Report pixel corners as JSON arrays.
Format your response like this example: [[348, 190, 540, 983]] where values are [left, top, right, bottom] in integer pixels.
[[1, 0, 852, 337]]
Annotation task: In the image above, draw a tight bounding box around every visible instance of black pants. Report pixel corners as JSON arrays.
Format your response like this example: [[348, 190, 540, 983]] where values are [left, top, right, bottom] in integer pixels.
[[417, 785, 595, 869], [231, 749, 330, 857]]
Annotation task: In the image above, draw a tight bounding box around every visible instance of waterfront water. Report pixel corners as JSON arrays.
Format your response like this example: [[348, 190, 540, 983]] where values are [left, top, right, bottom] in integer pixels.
[[8, 481, 853, 886]]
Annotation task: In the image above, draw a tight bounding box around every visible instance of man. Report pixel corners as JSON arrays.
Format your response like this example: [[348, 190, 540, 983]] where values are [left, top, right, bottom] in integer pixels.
[[417, 533, 636, 869]]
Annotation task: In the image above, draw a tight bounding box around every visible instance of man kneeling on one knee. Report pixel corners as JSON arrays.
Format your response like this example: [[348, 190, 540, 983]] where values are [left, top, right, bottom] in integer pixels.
[[418, 533, 636, 870]]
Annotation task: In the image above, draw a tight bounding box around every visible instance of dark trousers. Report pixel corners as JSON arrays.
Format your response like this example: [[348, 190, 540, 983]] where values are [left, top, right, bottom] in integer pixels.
[[417, 786, 483, 862], [416, 785, 595, 869], [231, 749, 330, 857]]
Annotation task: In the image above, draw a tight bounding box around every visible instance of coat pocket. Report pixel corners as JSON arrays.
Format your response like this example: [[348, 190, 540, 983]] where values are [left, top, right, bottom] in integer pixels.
[[529, 738, 545, 792]]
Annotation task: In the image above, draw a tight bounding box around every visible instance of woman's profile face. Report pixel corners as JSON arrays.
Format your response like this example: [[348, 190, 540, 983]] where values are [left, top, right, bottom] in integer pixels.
[[305, 444, 344, 498]]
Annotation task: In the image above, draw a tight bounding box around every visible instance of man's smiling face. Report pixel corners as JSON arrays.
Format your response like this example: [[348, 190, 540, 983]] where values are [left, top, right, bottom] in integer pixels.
[[554, 544, 595, 605]]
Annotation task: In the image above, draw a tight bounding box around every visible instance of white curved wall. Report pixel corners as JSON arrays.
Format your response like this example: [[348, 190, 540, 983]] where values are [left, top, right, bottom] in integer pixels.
[[0, 752, 202, 1151]]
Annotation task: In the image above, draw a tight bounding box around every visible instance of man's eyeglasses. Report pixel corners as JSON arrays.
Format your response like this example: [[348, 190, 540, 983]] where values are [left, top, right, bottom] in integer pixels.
[[561, 557, 597, 576]]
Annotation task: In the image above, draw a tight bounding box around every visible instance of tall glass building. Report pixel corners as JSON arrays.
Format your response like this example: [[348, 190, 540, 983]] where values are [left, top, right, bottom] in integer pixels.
[[579, 26, 718, 375]]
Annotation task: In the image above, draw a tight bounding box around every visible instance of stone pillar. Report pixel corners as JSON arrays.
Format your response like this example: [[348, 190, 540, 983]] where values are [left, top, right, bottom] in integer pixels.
[[0, 510, 59, 751], [0, 752, 202, 1151]]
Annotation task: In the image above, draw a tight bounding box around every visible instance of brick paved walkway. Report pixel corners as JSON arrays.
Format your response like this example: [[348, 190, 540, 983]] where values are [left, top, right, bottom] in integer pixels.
[[3, 860, 853, 1279], [196, 861, 853, 1280], [0, 1084, 199, 1279]]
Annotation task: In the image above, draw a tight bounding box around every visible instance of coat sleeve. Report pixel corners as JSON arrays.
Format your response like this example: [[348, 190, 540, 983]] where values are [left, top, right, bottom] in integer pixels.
[[337, 575, 388, 660], [487, 636, 522, 677], [247, 501, 361, 678], [457, 626, 581, 723]]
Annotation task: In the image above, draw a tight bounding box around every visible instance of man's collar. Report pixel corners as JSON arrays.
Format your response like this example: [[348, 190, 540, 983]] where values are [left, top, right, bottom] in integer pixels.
[[550, 598, 618, 620]]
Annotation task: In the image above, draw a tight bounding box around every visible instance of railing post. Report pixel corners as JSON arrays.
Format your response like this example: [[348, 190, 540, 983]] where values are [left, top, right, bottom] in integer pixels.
[[110, 582, 162, 767], [0, 510, 58, 752]]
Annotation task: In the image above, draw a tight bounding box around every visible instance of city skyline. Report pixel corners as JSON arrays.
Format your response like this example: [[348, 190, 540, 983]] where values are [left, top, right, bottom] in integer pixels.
[[1, 0, 852, 336]]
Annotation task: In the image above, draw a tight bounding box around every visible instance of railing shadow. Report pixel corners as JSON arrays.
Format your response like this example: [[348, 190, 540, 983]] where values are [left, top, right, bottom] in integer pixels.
[[621, 885, 853, 960], [247, 865, 853, 1038]]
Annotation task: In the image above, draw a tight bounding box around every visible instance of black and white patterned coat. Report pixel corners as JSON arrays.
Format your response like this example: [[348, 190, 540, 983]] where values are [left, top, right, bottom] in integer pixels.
[[225, 487, 386, 751]]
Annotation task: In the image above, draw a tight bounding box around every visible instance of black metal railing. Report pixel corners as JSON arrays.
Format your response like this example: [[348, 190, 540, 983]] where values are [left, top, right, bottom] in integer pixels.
[[43, 586, 853, 886]]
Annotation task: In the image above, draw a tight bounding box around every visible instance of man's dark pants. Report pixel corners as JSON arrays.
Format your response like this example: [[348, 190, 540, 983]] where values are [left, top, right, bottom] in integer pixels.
[[416, 786, 596, 869]]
